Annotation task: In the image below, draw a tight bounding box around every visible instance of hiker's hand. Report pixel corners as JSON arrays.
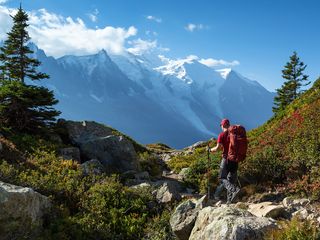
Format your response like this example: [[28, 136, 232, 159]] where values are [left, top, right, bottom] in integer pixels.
[[210, 147, 216, 152]]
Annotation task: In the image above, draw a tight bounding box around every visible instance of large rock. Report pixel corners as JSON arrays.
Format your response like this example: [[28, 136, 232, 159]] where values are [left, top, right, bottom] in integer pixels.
[[248, 202, 288, 219], [282, 197, 310, 210], [0, 181, 51, 239], [156, 182, 182, 203], [63, 120, 139, 173], [189, 206, 277, 240], [170, 200, 198, 240], [170, 195, 208, 240]]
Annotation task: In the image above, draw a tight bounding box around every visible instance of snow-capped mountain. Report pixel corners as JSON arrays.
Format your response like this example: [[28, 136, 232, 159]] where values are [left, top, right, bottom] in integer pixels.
[[33, 43, 275, 148]]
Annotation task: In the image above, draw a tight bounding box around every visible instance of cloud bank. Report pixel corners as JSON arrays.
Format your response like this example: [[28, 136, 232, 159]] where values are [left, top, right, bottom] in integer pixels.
[[0, 6, 137, 57]]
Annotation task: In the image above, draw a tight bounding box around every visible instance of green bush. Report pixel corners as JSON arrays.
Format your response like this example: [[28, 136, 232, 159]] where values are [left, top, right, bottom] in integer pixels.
[[139, 152, 161, 177], [266, 217, 320, 240], [168, 146, 221, 193], [74, 179, 154, 240]]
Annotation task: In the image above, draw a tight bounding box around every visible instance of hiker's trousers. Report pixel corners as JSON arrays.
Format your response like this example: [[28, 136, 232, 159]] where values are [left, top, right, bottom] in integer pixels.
[[214, 158, 239, 201]]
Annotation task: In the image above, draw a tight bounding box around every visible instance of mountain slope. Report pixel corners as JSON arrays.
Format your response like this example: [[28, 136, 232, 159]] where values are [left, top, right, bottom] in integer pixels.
[[242, 78, 320, 197]]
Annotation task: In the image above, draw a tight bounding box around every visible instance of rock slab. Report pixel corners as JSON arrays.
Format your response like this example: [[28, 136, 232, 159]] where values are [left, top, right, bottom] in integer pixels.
[[189, 206, 277, 240]]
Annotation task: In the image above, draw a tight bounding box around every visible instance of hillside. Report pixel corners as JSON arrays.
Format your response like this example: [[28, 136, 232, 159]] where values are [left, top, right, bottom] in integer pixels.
[[241, 77, 320, 197]]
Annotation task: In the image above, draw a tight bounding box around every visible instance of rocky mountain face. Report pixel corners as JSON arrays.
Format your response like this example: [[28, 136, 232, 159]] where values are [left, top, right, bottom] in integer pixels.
[[31, 43, 274, 148]]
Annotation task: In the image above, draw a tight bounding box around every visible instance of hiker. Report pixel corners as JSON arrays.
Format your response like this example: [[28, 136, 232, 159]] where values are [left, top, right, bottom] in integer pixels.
[[210, 118, 241, 204]]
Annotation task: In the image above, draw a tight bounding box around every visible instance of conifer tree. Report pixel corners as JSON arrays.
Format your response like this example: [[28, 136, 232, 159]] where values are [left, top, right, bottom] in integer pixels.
[[273, 51, 310, 113], [0, 6, 60, 133]]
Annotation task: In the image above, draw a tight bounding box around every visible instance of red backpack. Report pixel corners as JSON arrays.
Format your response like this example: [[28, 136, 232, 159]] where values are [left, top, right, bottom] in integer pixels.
[[227, 125, 248, 162]]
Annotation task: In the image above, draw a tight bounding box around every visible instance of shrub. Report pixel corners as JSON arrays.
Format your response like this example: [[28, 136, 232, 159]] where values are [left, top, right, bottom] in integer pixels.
[[139, 152, 161, 177], [75, 179, 154, 239], [266, 217, 320, 240]]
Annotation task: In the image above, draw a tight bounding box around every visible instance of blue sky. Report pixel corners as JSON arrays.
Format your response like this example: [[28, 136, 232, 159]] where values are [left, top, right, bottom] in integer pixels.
[[1, 0, 319, 91]]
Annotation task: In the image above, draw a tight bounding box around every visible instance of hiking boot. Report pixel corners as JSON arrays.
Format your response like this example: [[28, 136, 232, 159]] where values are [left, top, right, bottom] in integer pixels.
[[230, 187, 240, 203]]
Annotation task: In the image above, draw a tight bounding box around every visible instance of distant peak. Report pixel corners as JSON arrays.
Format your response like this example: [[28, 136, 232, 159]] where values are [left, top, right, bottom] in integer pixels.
[[96, 49, 112, 62], [216, 68, 232, 79], [98, 49, 108, 55]]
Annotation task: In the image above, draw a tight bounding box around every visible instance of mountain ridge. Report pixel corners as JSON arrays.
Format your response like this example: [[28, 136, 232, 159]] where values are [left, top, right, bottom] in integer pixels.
[[31, 43, 275, 148]]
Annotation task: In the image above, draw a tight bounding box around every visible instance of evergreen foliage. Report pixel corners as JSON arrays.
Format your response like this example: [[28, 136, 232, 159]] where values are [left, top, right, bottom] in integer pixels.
[[273, 51, 310, 113], [0, 6, 60, 133]]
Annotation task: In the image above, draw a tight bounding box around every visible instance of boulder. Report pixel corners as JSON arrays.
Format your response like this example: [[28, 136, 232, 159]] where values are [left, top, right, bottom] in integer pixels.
[[248, 202, 288, 219], [64, 120, 139, 173], [64, 120, 114, 142], [0, 181, 51, 239], [156, 182, 181, 203], [282, 197, 310, 210], [170, 200, 198, 240], [170, 195, 208, 240], [81, 159, 105, 176], [58, 147, 81, 162], [189, 206, 277, 240]]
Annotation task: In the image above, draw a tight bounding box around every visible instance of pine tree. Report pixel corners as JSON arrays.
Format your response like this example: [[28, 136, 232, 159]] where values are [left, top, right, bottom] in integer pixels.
[[0, 6, 60, 133], [0, 5, 48, 82], [273, 51, 310, 113]]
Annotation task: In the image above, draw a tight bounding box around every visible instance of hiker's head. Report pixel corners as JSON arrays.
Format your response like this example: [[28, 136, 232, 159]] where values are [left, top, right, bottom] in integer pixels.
[[220, 118, 230, 130]]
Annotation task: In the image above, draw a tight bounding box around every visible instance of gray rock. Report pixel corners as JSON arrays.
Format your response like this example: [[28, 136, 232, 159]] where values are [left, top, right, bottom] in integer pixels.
[[58, 147, 81, 162], [0, 181, 51, 239], [156, 182, 181, 203], [65, 120, 114, 143], [189, 206, 277, 240], [170, 200, 198, 240], [282, 197, 310, 210], [80, 135, 138, 172], [81, 159, 105, 176], [248, 202, 288, 219], [170, 195, 208, 240], [64, 120, 139, 173]]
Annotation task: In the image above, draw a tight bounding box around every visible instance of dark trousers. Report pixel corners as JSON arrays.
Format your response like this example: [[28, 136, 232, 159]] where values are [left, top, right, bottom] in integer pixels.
[[214, 158, 239, 202]]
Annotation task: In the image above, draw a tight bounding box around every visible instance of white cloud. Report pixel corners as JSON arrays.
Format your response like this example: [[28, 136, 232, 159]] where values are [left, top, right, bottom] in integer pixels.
[[127, 39, 157, 55], [185, 23, 207, 32], [1, 6, 137, 57], [0, 7, 136, 57], [146, 15, 162, 23], [87, 8, 99, 23], [127, 38, 169, 55], [0, 0, 8, 4], [199, 58, 240, 67]]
